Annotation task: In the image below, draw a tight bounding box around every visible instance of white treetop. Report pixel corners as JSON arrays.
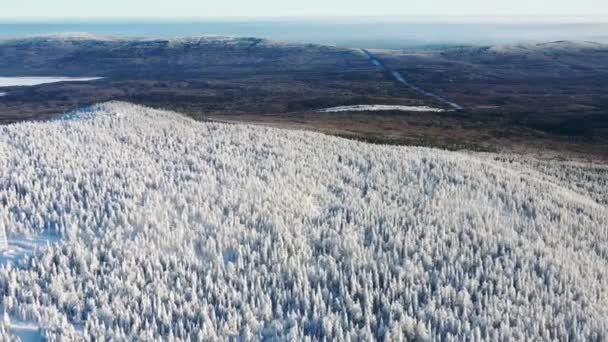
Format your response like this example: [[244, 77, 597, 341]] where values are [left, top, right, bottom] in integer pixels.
[[0, 102, 606, 340]]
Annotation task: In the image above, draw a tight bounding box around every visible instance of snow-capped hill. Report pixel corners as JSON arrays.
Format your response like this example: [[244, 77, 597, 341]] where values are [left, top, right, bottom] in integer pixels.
[[0, 102, 607, 340], [34, 32, 122, 41], [0, 32, 336, 51], [0, 32, 125, 43], [488, 40, 608, 54], [0, 33, 258, 46]]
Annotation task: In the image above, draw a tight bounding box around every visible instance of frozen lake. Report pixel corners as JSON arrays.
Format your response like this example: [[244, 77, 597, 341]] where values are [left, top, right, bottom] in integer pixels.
[[0, 76, 103, 87]]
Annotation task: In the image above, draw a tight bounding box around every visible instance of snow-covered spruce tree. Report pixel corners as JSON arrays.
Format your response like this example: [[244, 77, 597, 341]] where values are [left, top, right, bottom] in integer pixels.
[[0, 102, 606, 340]]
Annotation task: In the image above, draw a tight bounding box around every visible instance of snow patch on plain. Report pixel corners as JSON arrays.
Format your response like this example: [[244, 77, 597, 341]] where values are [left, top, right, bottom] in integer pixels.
[[0, 101, 606, 340], [0, 77, 103, 88], [320, 104, 446, 112]]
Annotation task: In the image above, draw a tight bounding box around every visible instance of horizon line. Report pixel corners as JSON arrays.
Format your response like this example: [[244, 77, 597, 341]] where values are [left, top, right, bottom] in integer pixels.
[[1, 14, 607, 22]]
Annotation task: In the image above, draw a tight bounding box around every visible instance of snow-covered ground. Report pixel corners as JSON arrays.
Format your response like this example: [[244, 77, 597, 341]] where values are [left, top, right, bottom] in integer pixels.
[[0, 235, 60, 267], [0, 102, 606, 340], [6, 320, 43, 342], [0, 77, 102, 87], [0, 92, 6, 97], [320, 104, 446, 112]]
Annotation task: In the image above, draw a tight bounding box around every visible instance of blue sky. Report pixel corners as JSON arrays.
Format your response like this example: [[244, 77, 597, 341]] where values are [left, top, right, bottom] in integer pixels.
[[1, 0, 606, 18]]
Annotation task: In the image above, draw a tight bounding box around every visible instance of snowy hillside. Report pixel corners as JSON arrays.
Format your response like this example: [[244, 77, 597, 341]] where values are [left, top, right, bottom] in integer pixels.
[[0, 102, 607, 340]]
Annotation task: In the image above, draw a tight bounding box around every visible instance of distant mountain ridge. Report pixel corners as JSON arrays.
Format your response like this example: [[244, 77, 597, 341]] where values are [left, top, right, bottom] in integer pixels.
[[487, 40, 608, 53]]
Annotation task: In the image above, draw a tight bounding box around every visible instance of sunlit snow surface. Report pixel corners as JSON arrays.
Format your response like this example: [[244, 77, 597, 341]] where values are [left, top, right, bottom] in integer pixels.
[[0, 235, 59, 267], [8, 320, 43, 342], [320, 104, 446, 112], [0, 77, 102, 87], [0, 102, 607, 340]]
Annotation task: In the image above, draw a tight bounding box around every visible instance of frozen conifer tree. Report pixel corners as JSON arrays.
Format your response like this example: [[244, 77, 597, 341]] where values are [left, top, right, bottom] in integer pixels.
[[0, 101, 605, 340], [0, 221, 7, 250]]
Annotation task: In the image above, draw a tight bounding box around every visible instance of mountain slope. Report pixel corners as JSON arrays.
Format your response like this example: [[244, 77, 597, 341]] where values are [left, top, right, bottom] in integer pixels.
[[0, 102, 607, 340]]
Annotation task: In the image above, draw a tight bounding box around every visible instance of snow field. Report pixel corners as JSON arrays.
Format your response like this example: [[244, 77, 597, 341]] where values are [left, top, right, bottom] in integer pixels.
[[0, 77, 102, 88], [320, 104, 445, 113]]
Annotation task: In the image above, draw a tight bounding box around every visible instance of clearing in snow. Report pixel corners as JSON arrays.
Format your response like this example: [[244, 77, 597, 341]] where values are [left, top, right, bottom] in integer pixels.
[[0, 102, 606, 340], [6, 320, 43, 342], [0, 235, 59, 267]]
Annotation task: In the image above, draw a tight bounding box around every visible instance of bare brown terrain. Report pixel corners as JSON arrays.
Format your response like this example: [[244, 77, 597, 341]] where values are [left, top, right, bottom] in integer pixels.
[[1, 36, 607, 161]]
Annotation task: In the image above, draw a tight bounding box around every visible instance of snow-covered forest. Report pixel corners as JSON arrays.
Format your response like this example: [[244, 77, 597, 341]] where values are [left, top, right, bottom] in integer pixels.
[[0, 102, 607, 340]]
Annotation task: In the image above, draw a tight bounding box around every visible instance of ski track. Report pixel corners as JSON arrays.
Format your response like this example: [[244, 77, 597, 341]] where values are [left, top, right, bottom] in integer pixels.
[[362, 49, 464, 111]]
